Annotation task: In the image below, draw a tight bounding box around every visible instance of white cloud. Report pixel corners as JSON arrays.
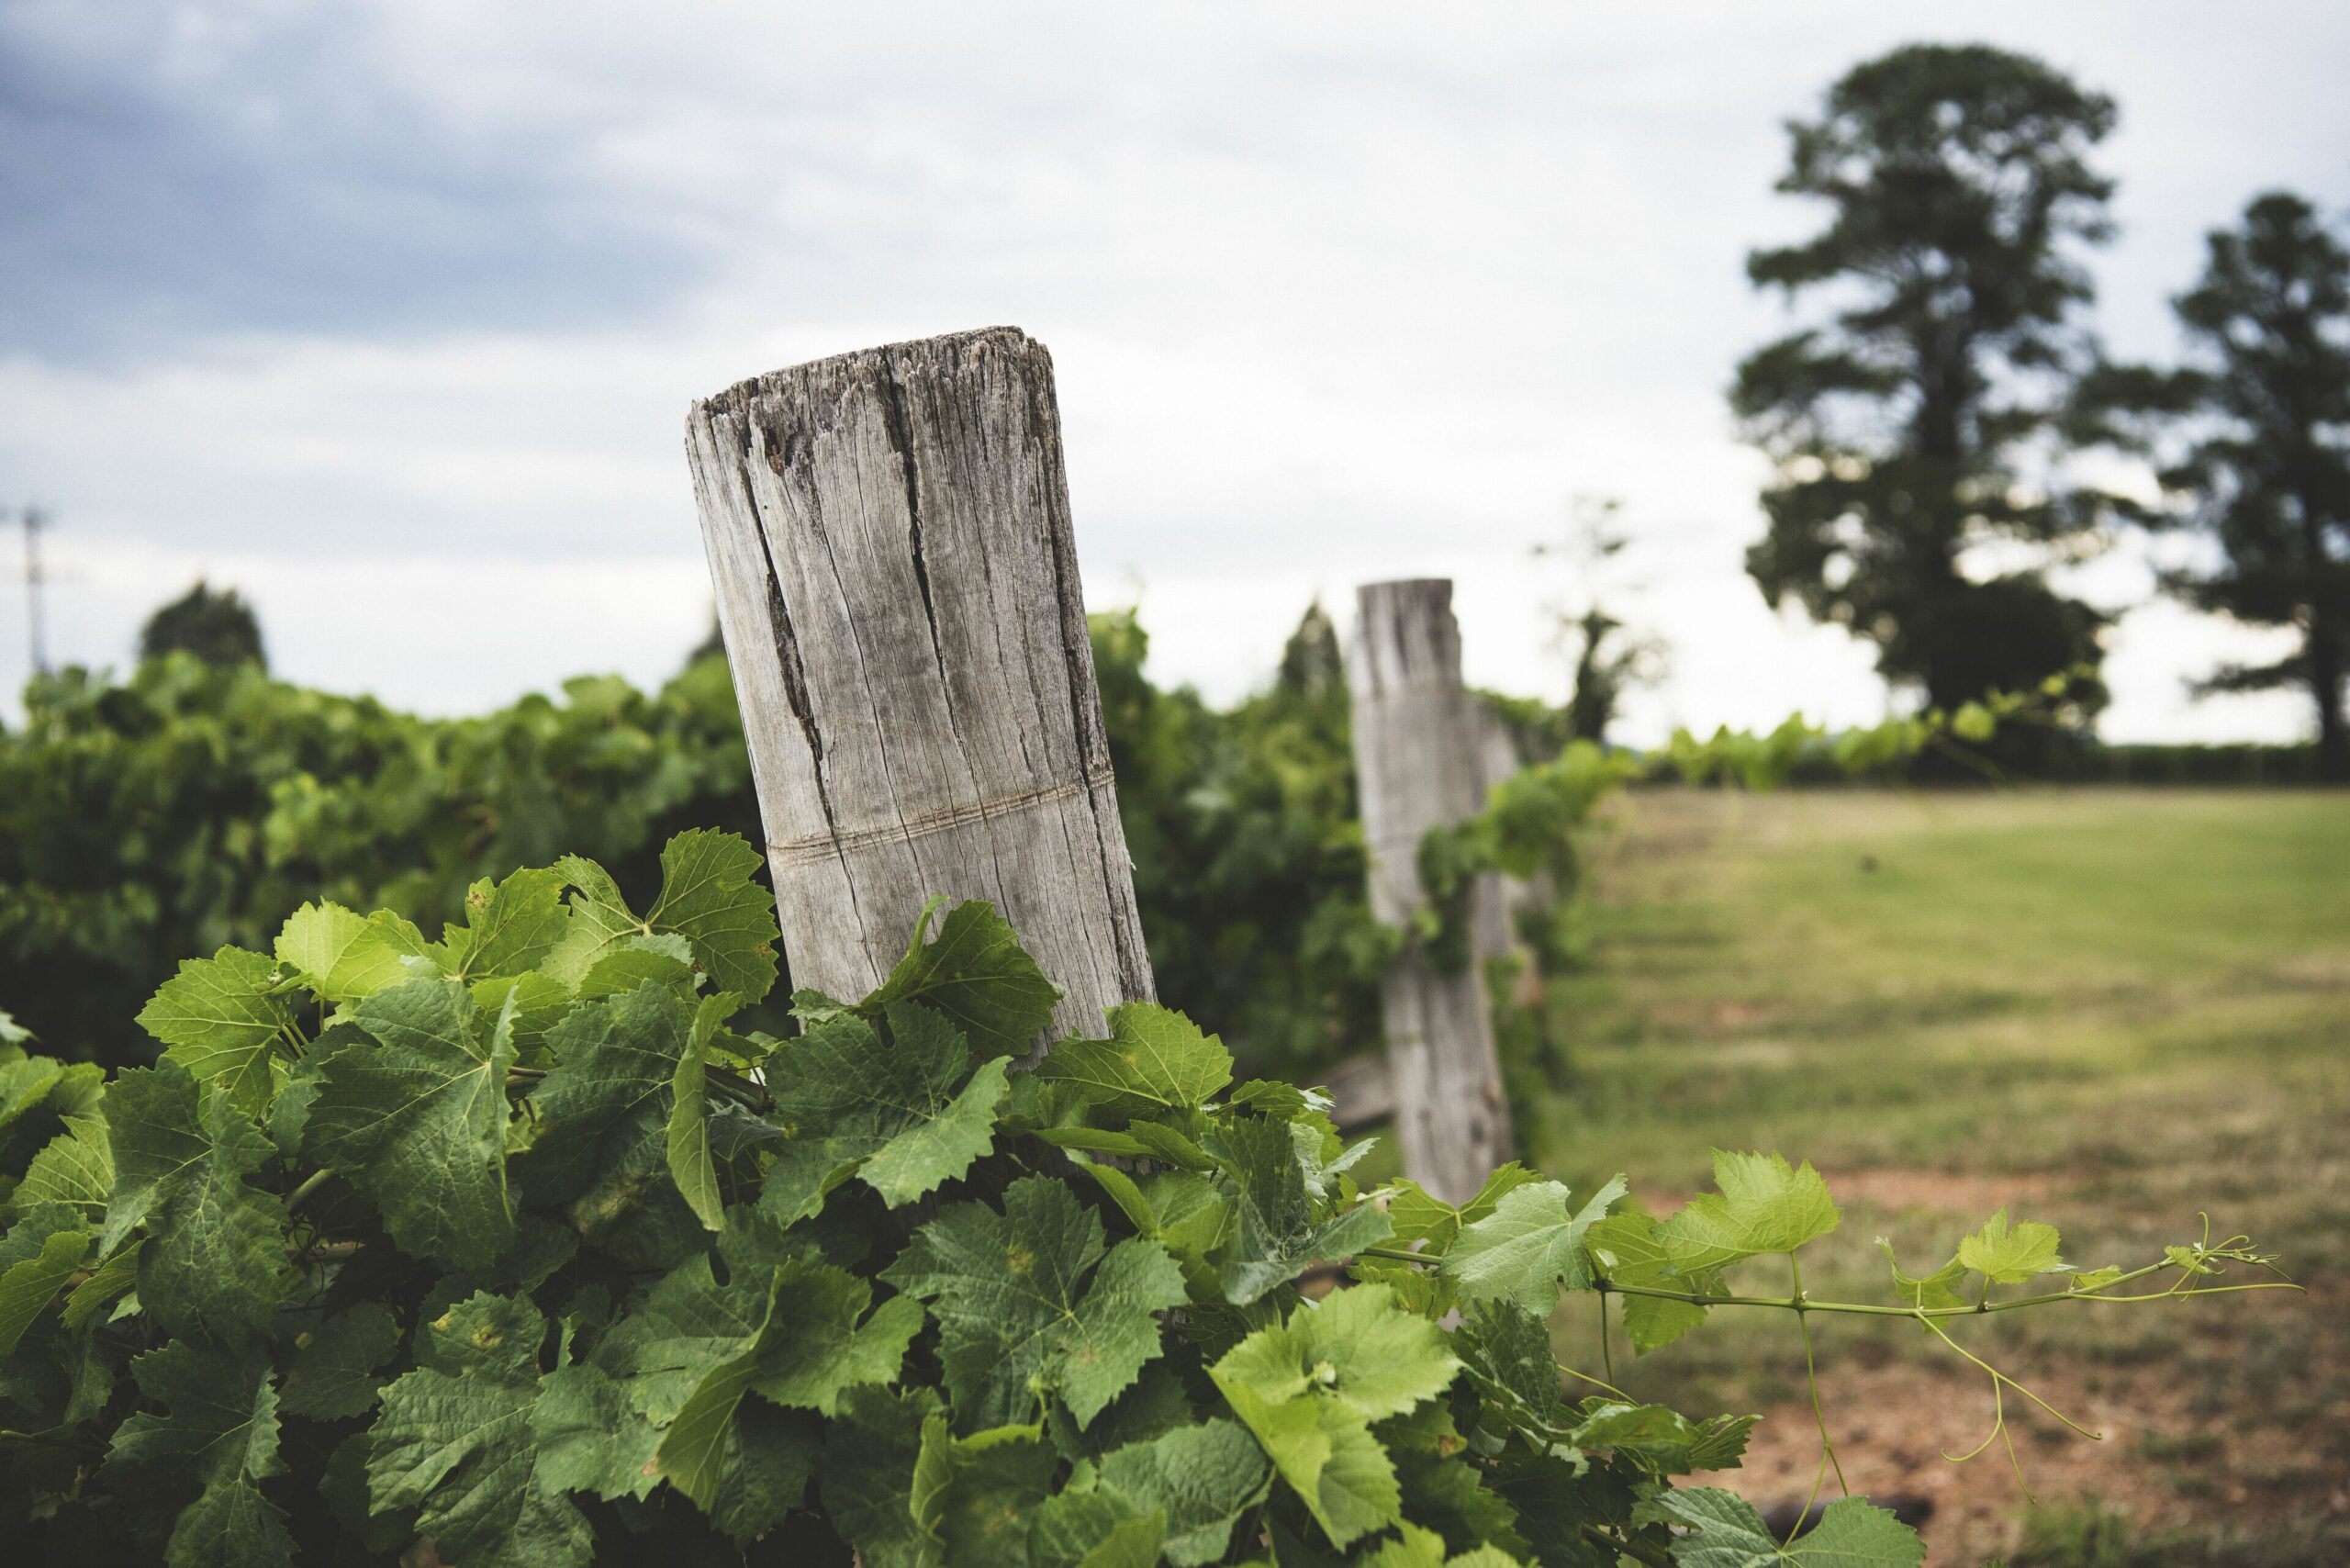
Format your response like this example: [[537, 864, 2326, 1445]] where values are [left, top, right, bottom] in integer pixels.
[[2, 0, 2343, 745]]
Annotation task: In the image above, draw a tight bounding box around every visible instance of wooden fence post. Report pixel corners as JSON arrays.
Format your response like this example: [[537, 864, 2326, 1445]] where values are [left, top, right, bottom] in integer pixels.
[[1474, 702, 1550, 1006], [1347, 579, 1515, 1201], [683, 327, 1154, 1043]]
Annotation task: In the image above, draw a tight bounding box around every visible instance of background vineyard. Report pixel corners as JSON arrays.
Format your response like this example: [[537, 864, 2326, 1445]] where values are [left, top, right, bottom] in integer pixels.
[[0, 610, 2322, 1084]]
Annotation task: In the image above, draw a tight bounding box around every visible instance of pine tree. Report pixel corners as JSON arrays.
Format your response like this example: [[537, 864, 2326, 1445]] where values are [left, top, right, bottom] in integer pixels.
[[140, 579, 267, 669], [2078, 193, 2350, 781], [1734, 44, 2119, 734]]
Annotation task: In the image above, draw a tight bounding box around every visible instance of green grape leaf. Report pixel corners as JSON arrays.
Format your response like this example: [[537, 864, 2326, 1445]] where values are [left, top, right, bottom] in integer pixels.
[[1207, 1115, 1394, 1305], [563, 1219, 919, 1509], [265, 1023, 364, 1160], [0, 1223, 88, 1354], [307, 978, 515, 1273], [1227, 1079, 1331, 1119], [102, 1061, 207, 1253], [14, 1112, 112, 1225], [1031, 1487, 1168, 1568], [1128, 1120, 1217, 1171], [1289, 1284, 1460, 1419], [1095, 1418, 1271, 1566], [821, 1385, 943, 1568], [104, 1342, 292, 1568], [1583, 1210, 1720, 1355], [1385, 1162, 1541, 1256], [1875, 1239, 1967, 1311], [655, 1282, 783, 1511], [2071, 1265, 2125, 1293], [532, 1363, 664, 1502], [62, 1236, 141, 1329], [136, 947, 295, 1116], [1657, 1152, 1840, 1271], [368, 1292, 591, 1568], [104, 1062, 285, 1348], [281, 1303, 402, 1420], [1214, 1367, 1400, 1549], [1568, 1403, 1758, 1477], [576, 935, 697, 1001], [1077, 1159, 1158, 1236], [588, 1250, 777, 1433], [704, 1399, 823, 1542], [1359, 1520, 1524, 1567], [364, 909, 432, 961], [1351, 1253, 1456, 1318], [274, 902, 408, 1003], [666, 994, 737, 1232], [1037, 1003, 1235, 1118], [1639, 1486, 1923, 1566], [430, 865, 565, 987], [863, 896, 1061, 1059], [1385, 1412, 1531, 1560], [883, 1174, 1187, 1429], [472, 970, 576, 1068], [751, 1256, 925, 1415], [1684, 1417, 1761, 1474], [521, 981, 695, 1211], [0, 1053, 64, 1134], [1443, 1176, 1628, 1317], [1956, 1209, 2067, 1285], [550, 831, 778, 1002], [759, 1004, 1009, 1222], [1208, 1298, 1421, 1548], [1454, 1298, 1572, 1434], [912, 1415, 1058, 1568], [433, 866, 573, 983]]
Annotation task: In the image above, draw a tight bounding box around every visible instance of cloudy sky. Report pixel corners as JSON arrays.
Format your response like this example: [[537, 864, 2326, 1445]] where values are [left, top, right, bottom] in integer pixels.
[[2, 1, 2344, 742]]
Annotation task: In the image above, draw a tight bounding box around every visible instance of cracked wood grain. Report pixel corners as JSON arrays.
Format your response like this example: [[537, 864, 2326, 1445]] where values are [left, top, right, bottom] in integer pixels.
[[685, 327, 1154, 1048], [1347, 578, 1515, 1201]]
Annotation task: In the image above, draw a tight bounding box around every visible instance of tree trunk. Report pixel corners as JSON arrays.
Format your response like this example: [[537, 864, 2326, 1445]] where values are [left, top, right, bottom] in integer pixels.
[[2301, 504, 2349, 785], [2311, 633, 2348, 784], [683, 327, 1155, 1044], [1347, 579, 1515, 1201]]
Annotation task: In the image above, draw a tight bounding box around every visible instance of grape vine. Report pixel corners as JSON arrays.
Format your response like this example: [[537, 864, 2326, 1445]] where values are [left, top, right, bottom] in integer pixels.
[[0, 829, 2289, 1566]]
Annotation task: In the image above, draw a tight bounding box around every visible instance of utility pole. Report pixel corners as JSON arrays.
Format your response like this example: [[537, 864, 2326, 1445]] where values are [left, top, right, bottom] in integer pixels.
[[19, 506, 49, 677]]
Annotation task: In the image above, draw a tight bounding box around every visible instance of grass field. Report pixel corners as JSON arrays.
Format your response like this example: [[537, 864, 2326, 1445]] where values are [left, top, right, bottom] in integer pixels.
[[1517, 788, 2350, 1565]]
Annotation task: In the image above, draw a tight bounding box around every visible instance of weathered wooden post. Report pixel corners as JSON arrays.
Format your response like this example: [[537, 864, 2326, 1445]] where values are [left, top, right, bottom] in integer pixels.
[[1474, 702, 1550, 1007], [1347, 580, 1515, 1201], [682, 328, 1154, 1041]]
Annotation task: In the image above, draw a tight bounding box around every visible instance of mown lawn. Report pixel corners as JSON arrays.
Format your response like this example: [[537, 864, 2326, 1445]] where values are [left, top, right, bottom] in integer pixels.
[[1517, 788, 2350, 1564]]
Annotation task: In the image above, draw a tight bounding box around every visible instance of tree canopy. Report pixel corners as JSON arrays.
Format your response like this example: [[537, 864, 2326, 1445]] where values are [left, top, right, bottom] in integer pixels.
[[140, 580, 267, 669], [2078, 192, 2350, 781], [1734, 43, 2119, 737]]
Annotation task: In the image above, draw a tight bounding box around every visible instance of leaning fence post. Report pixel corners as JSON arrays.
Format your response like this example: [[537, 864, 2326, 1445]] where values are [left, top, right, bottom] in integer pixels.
[[1347, 579, 1516, 1201], [682, 327, 1155, 1043]]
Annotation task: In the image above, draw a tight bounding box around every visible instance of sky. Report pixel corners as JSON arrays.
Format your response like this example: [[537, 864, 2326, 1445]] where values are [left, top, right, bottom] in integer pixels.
[[1, 1, 2344, 744]]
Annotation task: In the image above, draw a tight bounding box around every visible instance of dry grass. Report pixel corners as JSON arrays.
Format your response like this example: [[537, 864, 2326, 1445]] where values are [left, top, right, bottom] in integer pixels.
[[1516, 788, 2350, 1564]]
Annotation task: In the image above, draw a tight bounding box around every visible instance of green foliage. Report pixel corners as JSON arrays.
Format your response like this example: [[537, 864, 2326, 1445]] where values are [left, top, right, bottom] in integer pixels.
[[0, 605, 2111, 1104], [140, 579, 268, 670], [1733, 43, 2121, 738], [0, 652, 760, 1072], [1091, 607, 1397, 1076], [1636, 1488, 1923, 1567], [0, 830, 2281, 1564]]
